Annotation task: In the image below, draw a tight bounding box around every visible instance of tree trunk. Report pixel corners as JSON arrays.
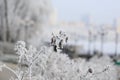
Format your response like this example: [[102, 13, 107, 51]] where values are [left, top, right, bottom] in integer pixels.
[[4, 0, 10, 42]]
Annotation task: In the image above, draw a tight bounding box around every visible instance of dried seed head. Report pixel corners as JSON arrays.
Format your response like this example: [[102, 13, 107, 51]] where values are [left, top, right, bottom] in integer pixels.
[[88, 68, 93, 73], [65, 37, 68, 43], [53, 45, 57, 52], [59, 31, 62, 35]]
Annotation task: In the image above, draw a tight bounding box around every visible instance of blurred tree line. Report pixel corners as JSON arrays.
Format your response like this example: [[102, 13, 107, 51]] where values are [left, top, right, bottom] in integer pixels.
[[0, 0, 52, 43]]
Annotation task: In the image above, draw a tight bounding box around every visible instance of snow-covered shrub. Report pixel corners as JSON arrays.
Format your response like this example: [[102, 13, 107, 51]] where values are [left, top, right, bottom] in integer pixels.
[[0, 41, 118, 80], [50, 31, 68, 52]]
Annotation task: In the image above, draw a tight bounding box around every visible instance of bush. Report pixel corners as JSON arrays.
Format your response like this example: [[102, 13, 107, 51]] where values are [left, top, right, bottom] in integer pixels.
[[0, 41, 118, 80]]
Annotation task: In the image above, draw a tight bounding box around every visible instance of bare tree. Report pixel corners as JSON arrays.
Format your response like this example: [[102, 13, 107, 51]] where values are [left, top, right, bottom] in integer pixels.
[[4, 0, 10, 42], [0, 0, 7, 41], [99, 26, 107, 54], [93, 34, 97, 53], [88, 30, 92, 55], [115, 32, 119, 56]]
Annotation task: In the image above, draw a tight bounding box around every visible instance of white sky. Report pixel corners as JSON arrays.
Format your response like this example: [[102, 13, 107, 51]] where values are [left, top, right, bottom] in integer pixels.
[[52, 0, 120, 24]]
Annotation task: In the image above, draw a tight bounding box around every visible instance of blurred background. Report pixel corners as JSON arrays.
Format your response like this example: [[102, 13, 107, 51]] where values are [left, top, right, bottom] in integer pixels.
[[0, 0, 120, 79], [47, 0, 120, 56], [0, 0, 120, 55]]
